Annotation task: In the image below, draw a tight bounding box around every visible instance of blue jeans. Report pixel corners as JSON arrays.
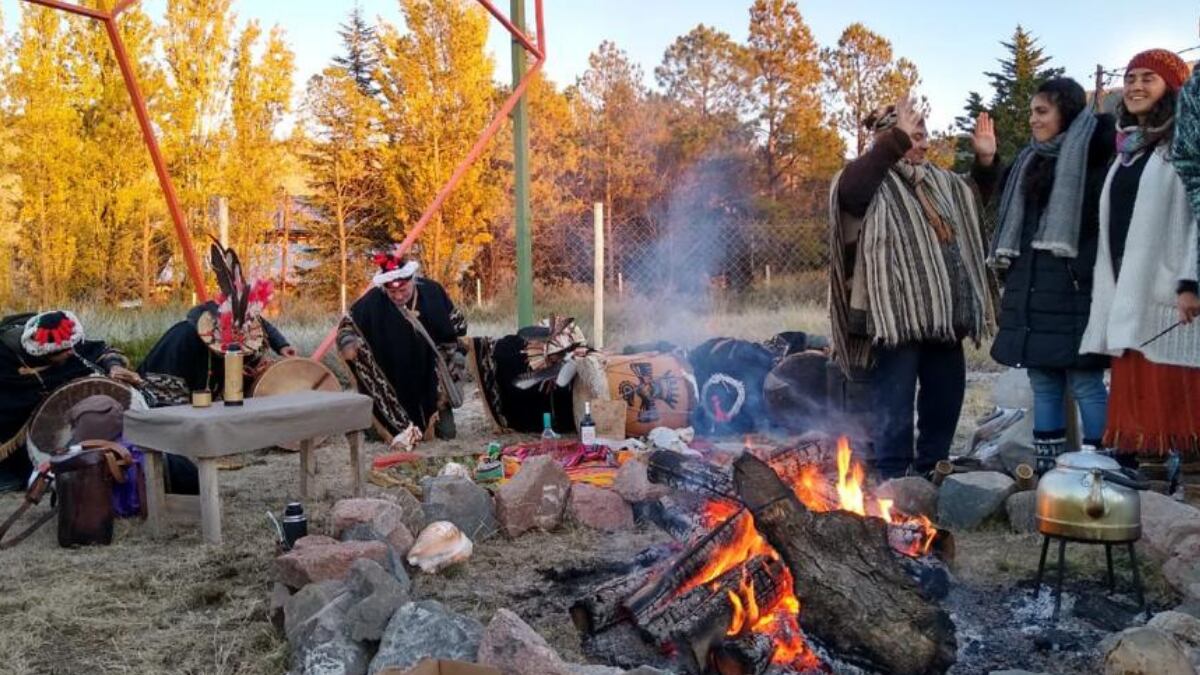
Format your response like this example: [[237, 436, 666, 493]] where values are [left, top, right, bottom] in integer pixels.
[[870, 341, 966, 478], [1026, 367, 1108, 442]]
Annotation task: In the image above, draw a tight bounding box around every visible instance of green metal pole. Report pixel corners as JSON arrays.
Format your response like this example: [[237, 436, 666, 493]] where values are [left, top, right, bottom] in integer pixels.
[[512, 0, 534, 328]]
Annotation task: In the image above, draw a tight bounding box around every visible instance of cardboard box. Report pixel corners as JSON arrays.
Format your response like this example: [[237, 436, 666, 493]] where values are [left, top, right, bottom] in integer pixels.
[[378, 659, 501, 675]]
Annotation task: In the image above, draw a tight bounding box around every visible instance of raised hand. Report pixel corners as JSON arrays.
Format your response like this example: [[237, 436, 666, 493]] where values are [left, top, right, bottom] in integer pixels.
[[973, 112, 997, 166], [894, 94, 922, 138]]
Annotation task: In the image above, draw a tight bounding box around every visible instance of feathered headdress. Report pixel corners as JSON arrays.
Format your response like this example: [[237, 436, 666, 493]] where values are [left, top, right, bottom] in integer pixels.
[[200, 241, 273, 352], [513, 316, 593, 390]]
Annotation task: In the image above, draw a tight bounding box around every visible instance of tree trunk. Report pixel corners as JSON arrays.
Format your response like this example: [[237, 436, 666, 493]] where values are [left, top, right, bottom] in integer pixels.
[[732, 452, 957, 675]]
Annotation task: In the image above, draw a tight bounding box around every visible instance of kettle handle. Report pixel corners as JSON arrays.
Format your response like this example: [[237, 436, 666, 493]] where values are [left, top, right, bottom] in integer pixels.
[[1085, 469, 1106, 518]]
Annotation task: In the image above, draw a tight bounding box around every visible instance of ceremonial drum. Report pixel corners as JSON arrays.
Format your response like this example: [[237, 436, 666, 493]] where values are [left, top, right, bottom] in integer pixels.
[[250, 357, 344, 450], [27, 377, 147, 466], [604, 352, 696, 437]]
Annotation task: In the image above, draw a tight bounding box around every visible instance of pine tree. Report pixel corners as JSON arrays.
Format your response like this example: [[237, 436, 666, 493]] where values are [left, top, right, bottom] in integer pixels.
[[333, 3, 381, 98], [822, 23, 921, 156]]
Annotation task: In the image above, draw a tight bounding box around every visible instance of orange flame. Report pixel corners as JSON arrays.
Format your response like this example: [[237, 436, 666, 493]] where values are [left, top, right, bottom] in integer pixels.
[[877, 498, 894, 522], [835, 436, 866, 515]]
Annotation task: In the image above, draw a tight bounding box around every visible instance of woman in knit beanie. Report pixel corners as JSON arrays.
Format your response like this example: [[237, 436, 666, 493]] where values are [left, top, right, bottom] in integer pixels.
[[1080, 48, 1200, 468]]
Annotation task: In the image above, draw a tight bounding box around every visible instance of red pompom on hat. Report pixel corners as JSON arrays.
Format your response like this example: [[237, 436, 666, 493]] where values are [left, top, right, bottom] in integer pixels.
[[1127, 49, 1191, 92], [21, 310, 85, 357]]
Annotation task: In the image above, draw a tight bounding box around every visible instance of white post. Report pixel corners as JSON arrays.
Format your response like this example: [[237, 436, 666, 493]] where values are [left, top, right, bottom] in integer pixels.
[[476, 278, 483, 308], [617, 272, 624, 298], [340, 284, 347, 315], [217, 196, 230, 249], [593, 202, 605, 349], [765, 264, 772, 288]]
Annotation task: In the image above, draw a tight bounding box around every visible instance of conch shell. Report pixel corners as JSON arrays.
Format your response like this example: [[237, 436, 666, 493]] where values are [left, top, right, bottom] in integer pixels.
[[406, 521, 473, 573], [437, 461, 472, 480]]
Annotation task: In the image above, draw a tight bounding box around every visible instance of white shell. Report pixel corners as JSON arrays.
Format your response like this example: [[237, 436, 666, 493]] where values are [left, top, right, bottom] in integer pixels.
[[406, 521, 473, 573], [438, 462, 472, 480]]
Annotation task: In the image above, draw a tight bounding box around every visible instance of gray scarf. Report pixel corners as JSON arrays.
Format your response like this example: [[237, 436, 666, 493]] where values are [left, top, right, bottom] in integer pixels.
[[990, 110, 1098, 268]]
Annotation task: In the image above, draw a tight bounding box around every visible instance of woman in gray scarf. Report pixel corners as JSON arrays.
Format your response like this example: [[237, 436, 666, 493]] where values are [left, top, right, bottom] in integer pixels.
[[976, 78, 1116, 473]]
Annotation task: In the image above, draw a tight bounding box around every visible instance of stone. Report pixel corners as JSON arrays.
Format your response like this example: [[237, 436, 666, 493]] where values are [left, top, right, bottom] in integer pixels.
[[368, 600, 484, 675], [276, 540, 390, 589], [1140, 491, 1200, 559], [1102, 626, 1194, 675], [876, 476, 938, 519], [988, 671, 1051, 675], [568, 484, 635, 532], [1005, 490, 1039, 534], [381, 488, 426, 537], [613, 459, 669, 503], [331, 498, 417, 559], [1162, 539, 1200, 603], [992, 368, 1034, 409], [567, 666, 624, 675], [477, 608, 574, 675], [937, 472, 1016, 530], [285, 580, 353, 645], [294, 535, 340, 551], [1150, 611, 1200, 649], [495, 455, 571, 538], [345, 558, 410, 642], [270, 582, 291, 632], [291, 627, 370, 675], [422, 475, 499, 541]]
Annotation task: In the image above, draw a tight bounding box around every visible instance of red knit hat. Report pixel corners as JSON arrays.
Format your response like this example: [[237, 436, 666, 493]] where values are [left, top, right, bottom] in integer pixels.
[[1126, 49, 1191, 92]]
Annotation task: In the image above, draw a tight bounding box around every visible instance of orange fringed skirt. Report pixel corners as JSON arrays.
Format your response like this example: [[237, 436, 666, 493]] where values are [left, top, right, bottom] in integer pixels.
[[1104, 350, 1200, 456]]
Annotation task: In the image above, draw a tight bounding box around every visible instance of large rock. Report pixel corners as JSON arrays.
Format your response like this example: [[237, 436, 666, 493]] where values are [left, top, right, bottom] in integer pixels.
[[1150, 611, 1200, 672], [332, 498, 416, 560], [1140, 491, 1200, 559], [285, 580, 370, 675], [1005, 490, 1039, 534], [613, 460, 668, 503], [495, 455, 571, 538], [1163, 535, 1200, 602], [292, 627, 371, 675], [937, 472, 1015, 530], [368, 600, 484, 675], [345, 558, 411, 642], [877, 476, 938, 519], [285, 580, 353, 645], [276, 538, 390, 589], [1102, 626, 1194, 675], [422, 475, 499, 541], [477, 608, 574, 675], [381, 488, 427, 537], [568, 484, 634, 532]]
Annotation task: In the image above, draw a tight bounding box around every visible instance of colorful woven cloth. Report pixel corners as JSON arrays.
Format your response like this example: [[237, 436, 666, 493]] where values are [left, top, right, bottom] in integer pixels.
[[499, 439, 622, 486]]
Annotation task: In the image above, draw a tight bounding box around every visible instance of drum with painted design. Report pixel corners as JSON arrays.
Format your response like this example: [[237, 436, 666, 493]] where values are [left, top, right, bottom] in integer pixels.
[[604, 352, 695, 437]]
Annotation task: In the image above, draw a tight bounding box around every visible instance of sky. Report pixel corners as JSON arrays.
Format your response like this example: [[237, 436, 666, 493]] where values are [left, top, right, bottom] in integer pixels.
[[2, 0, 1199, 131]]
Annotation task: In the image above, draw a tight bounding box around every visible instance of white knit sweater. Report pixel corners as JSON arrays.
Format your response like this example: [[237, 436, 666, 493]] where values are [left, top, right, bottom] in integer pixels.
[[1081, 147, 1200, 368]]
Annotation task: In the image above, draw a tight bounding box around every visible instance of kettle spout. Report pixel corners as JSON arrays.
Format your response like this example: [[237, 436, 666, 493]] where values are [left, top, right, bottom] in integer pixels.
[[1085, 470, 1106, 519]]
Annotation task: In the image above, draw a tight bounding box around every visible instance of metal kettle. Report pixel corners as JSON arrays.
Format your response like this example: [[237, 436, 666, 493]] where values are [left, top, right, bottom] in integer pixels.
[[1036, 448, 1146, 542]]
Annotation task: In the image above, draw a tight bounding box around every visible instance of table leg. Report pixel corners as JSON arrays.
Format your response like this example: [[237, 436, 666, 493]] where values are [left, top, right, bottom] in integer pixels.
[[143, 450, 166, 538], [348, 431, 364, 497], [300, 439, 313, 499], [197, 458, 222, 545]]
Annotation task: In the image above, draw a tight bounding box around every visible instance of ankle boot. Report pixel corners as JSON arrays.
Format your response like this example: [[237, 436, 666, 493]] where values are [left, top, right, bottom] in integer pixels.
[[1033, 430, 1066, 475]]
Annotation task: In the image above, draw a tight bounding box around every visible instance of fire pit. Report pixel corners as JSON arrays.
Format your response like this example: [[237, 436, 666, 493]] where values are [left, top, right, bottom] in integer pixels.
[[570, 437, 957, 674]]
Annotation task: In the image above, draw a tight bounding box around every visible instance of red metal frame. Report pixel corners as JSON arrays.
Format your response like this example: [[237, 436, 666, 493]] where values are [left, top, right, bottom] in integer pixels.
[[311, 0, 546, 359], [18, 0, 545, 347], [20, 0, 209, 302]]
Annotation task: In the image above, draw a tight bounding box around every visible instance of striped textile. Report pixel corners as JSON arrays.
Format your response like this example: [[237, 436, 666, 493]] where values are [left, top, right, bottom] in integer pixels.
[[829, 164, 995, 372]]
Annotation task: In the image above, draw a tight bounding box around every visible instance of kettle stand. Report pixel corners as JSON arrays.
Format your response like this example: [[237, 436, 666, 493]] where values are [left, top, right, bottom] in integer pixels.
[[1033, 534, 1146, 621]]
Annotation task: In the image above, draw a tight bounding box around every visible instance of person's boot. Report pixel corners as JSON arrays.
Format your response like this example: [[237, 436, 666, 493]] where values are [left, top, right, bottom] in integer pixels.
[[434, 405, 457, 441], [1033, 429, 1066, 475]]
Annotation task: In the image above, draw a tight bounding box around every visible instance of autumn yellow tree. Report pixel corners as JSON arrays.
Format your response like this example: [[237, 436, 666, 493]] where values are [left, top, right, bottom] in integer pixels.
[[0, 5, 17, 305], [822, 23, 921, 156], [376, 0, 500, 286]]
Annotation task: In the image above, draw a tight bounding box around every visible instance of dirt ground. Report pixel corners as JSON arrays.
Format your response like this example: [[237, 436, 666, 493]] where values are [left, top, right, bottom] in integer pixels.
[[0, 375, 1179, 675]]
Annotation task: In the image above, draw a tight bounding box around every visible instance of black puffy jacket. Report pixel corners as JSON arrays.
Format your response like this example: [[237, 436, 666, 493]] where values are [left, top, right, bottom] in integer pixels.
[[980, 116, 1115, 370]]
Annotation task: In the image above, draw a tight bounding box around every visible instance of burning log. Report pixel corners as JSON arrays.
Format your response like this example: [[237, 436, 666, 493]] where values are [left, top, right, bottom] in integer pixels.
[[732, 452, 957, 675], [647, 450, 737, 499], [639, 555, 788, 671], [623, 508, 752, 621], [749, 440, 827, 481], [581, 621, 671, 671], [570, 564, 659, 634], [710, 633, 777, 675]]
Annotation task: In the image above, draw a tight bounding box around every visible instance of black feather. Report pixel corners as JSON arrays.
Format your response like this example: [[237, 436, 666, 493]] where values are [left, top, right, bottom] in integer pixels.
[[209, 241, 237, 301]]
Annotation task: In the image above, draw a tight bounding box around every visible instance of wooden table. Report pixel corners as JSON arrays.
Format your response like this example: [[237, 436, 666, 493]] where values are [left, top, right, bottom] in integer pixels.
[[124, 390, 373, 545]]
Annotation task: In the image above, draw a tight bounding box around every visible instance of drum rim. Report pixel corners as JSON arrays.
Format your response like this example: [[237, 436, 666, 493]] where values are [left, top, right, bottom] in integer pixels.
[[26, 376, 145, 465]]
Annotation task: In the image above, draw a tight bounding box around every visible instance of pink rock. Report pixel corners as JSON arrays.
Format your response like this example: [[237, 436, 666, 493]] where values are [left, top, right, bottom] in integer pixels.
[[568, 484, 634, 532], [1140, 492, 1200, 560], [276, 540, 390, 589], [477, 608, 573, 675], [495, 455, 571, 538], [613, 459, 669, 503], [292, 535, 338, 551], [331, 498, 416, 557]]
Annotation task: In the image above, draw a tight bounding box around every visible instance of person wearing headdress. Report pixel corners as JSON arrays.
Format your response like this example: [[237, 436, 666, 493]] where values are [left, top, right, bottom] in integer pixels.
[[337, 253, 467, 447], [0, 310, 137, 490], [1081, 49, 1200, 465], [138, 244, 296, 399], [829, 94, 997, 479]]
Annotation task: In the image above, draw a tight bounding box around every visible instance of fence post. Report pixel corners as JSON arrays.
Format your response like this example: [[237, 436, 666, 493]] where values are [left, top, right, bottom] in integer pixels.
[[593, 202, 605, 349], [618, 272, 623, 299], [476, 277, 483, 308], [216, 196, 229, 249], [765, 264, 772, 288]]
